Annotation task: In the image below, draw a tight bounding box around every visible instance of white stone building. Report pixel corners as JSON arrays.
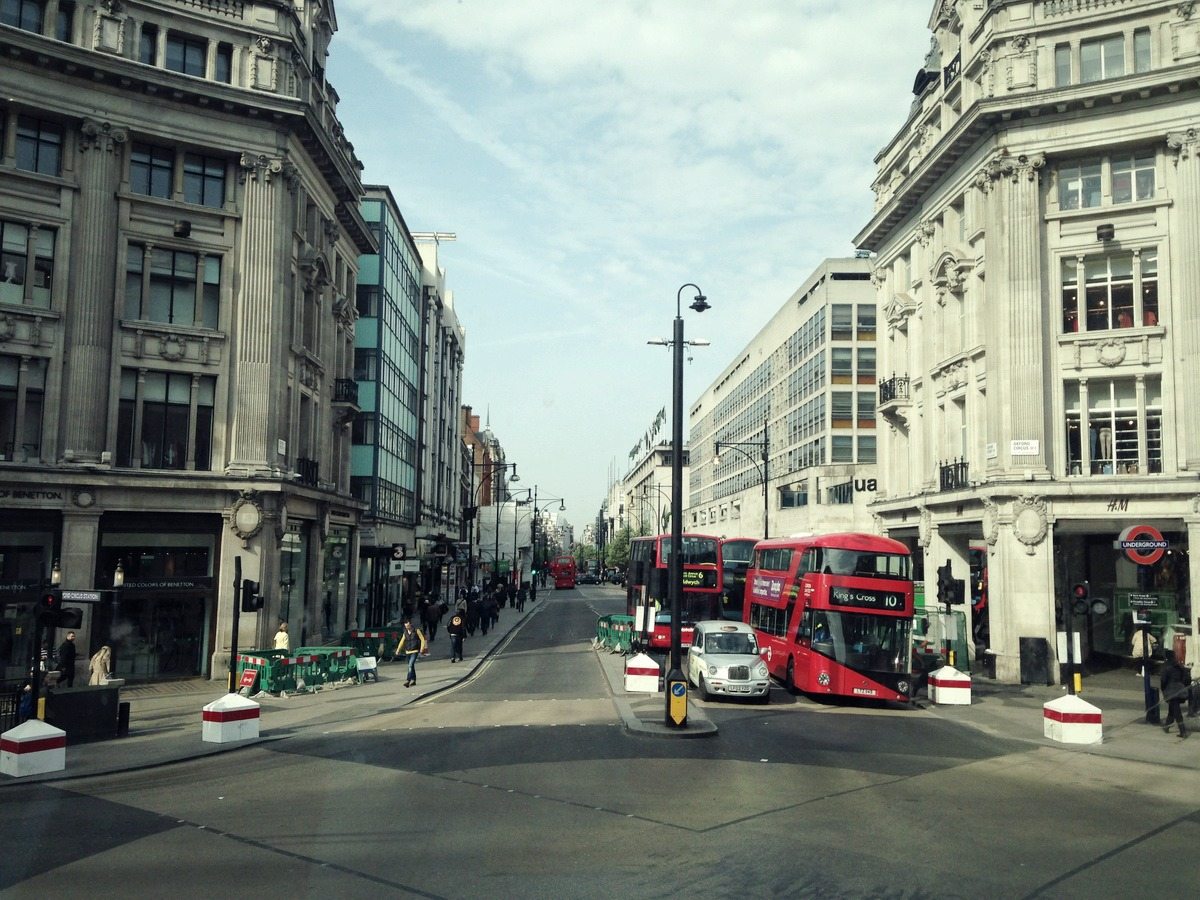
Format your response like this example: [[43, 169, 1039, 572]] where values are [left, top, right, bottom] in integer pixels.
[[0, 1, 371, 681], [687, 257, 879, 541], [855, 0, 1200, 682]]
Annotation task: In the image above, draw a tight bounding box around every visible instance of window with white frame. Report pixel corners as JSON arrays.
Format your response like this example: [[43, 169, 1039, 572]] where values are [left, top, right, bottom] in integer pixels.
[[1080, 35, 1124, 82], [1061, 249, 1157, 334], [1064, 377, 1161, 476], [1058, 160, 1102, 210], [0, 219, 54, 309], [1111, 152, 1155, 204], [124, 244, 221, 328]]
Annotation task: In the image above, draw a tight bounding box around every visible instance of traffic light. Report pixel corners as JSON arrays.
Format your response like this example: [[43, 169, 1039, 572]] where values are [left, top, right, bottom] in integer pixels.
[[936, 561, 953, 607], [1071, 581, 1089, 616], [35, 590, 61, 625], [240, 579, 262, 612]]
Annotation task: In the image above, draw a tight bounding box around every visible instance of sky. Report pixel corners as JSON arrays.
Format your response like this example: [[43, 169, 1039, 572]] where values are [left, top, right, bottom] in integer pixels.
[[327, 0, 935, 534]]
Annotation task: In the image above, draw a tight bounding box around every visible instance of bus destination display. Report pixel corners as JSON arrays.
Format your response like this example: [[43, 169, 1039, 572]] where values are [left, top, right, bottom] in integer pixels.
[[829, 584, 905, 611]]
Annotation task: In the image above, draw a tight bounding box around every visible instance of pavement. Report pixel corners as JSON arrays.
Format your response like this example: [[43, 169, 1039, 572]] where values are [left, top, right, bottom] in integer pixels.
[[4, 598, 1196, 785]]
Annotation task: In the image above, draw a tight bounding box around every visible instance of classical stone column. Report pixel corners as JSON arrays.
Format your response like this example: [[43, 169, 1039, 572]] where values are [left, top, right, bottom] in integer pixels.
[[977, 149, 1048, 475], [227, 152, 293, 474], [61, 119, 127, 462], [985, 495, 1057, 684], [1167, 128, 1200, 470]]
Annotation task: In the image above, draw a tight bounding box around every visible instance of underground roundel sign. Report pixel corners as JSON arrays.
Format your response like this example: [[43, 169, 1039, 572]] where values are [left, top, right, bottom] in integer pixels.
[[1118, 524, 1168, 566]]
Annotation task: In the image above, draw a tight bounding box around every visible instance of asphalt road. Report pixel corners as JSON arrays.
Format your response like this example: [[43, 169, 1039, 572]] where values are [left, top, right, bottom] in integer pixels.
[[4, 586, 1200, 898]]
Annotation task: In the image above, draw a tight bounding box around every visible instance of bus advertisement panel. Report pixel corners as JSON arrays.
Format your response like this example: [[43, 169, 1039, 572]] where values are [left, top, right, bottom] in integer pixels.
[[743, 533, 914, 702], [718, 537, 757, 622], [625, 534, 720, 652], [549, 555, 577, 589]]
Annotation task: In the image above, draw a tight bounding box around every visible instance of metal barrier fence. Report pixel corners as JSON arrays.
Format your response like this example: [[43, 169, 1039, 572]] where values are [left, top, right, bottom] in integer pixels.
[[594, 615, 635, 655]]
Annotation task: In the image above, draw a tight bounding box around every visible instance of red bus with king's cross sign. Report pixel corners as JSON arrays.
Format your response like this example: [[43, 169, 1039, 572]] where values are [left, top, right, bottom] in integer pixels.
[[743, 533, 915, 702]]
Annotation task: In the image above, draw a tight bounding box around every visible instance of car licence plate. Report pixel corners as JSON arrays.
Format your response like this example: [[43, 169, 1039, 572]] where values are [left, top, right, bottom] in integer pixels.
[[730, 685, 750, 693]]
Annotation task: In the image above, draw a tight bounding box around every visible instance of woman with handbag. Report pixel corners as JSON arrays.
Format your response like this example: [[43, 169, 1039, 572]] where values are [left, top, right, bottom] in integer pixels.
[[396, 619, 428, 687]]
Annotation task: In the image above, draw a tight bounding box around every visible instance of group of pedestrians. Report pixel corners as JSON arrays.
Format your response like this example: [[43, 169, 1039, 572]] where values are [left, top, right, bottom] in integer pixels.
[[390, 579, 538, 686]]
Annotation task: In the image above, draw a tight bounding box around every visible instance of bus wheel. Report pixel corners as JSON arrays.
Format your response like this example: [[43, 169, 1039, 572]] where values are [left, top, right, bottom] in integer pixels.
[[785, 658, 797, 695]]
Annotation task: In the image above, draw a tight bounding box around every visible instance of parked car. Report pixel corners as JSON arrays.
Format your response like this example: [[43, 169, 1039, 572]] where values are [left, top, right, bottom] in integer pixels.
[[578, 572, 598, 585], [686, 620, 770, 703]]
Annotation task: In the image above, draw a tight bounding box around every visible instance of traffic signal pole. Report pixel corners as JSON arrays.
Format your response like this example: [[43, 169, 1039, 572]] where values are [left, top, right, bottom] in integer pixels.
[[228, 555, 241, 693]]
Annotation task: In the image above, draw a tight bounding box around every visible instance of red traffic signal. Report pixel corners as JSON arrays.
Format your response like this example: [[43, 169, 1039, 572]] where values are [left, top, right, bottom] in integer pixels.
[[1072, 582, 1089, 599]]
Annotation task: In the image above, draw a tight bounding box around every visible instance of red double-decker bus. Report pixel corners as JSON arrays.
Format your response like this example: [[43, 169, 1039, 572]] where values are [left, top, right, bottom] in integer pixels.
[[625, 533, 720, 652], [718, 537, 757, 622], [743, 533, 914, 702], [548, 555, 577, 589]]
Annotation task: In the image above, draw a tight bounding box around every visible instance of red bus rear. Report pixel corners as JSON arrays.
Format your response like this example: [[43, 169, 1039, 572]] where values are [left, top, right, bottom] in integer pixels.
[[718, 537, 757, 622], [625, 534, 720, 652], [744, 533, 914, 702], [549, 555, 577, 589]]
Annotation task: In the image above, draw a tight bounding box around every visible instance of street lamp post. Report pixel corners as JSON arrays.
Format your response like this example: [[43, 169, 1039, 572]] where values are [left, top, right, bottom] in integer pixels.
[[650, 282, 710, 728], [467, 459, 518, 589], [713, 414, 770, 539]]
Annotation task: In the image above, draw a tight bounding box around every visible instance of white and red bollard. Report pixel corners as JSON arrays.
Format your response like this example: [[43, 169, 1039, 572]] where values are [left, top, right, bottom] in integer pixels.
[[1043, 694, 1102, 744], [202, 693, 261, 743], [929, 665, 972, 705], [1, 720, 66, 778], [623, 653, 661, 693]]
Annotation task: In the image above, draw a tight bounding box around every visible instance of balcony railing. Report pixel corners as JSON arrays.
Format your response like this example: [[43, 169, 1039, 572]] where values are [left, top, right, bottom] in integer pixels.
[[296, 457, 319, 487], [878, 374, 911, 405], [939, 458, 969, 492], [943, 51, 961, 88], [333, 378, 359, 405]]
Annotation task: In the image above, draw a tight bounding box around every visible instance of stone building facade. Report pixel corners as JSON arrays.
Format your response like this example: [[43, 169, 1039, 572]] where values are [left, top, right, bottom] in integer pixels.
[[856, 0, 1200, 681], [0, 0, 372, 682]]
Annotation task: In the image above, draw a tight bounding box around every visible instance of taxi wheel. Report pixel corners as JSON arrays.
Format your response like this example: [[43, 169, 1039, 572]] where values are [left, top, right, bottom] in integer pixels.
[[698, 674, 712, 701]]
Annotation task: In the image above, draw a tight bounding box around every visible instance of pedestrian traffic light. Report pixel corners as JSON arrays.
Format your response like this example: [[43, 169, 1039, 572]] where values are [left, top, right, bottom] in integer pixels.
[[1071, 581, 1089, 616], [35, 590, 61, 625], [240, 579, 262, 612]]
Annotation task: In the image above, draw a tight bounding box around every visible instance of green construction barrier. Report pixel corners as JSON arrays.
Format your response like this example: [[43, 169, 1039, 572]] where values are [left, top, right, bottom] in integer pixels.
[[293, 646, 358, 683], [236, 649, 296, 694], [341, 629, 403, 661], [595, 615, 635, 654]]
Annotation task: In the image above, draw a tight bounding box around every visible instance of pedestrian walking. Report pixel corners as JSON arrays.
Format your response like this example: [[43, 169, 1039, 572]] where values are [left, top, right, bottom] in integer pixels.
[[274, 622, 290, 652], [88, 645, 112, 685], [530, 580, 537, 603], [396, 619, 428, 687], [447, 609, 467, 662], [506, 582, 517, 609], [423, 600, 444, 643], [1161, 649, 1191, 738], [1130, 626, 1157, 676], [466, 596, 480, 636], [56, 631, 78, 687], [517, 582, 528, 612]]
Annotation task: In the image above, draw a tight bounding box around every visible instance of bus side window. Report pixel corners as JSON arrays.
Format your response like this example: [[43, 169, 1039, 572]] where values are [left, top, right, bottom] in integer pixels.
[[798, 549, 818, 576], [797, 608, 813, 644]]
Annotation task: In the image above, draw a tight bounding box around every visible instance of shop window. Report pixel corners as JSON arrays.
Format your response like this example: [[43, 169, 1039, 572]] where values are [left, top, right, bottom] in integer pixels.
[[15, 116, 63, 177], [0, 219, 54, 309], [116, 369, 215, 470], [1085, 254, 1133, 330], [1065, 377, 1161, 476], [1141, 252, 1158, 326], [0, 355, 45, 462]]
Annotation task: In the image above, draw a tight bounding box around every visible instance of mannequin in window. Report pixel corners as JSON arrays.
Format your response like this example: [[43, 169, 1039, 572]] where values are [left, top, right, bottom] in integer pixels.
[[1144, 308, 1158, 326], [1098, 427, 1113, 469], [1117, 310, 1133, 328]]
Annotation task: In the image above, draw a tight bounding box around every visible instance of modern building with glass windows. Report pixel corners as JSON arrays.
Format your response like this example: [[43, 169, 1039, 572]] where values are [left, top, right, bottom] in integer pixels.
[[856, 1, 1199, 682], [687, 257, 878, 539], [0, 1, 372, 683], [352, 187, 425, 626]]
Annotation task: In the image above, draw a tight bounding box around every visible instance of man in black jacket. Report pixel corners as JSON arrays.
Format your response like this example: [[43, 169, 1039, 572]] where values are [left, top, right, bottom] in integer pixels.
[[1160, 649, 1191, 738], [57, 631, 78, 688]]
